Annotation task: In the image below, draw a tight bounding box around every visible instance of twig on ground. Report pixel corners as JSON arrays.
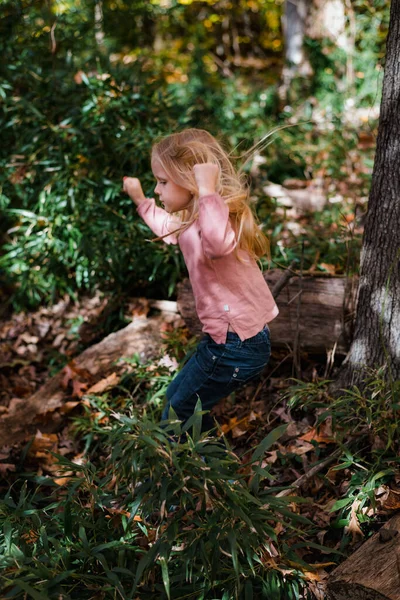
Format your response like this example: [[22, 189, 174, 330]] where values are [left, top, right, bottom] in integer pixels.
[[276, 449, 342, 497]]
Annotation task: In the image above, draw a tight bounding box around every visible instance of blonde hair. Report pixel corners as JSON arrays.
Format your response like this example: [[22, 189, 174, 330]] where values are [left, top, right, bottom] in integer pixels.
[[150, 128, 270, 264]]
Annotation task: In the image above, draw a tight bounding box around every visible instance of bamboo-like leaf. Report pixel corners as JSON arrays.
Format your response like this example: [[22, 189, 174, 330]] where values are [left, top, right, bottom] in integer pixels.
[[227, 530, 240, 582], [245, 580, 254, 600], [251, 424, 288, 463], [160, 555, 171, 600], [7, 580, 50, 600], [131, 540, 161, 594]]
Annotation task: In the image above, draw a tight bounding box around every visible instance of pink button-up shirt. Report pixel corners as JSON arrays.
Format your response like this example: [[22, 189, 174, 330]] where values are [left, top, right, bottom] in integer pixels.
[[137, 193, 279, 344]]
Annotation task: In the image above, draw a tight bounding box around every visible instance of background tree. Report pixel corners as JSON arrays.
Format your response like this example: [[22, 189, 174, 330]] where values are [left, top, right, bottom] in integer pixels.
[[337, 0, 400, 386]]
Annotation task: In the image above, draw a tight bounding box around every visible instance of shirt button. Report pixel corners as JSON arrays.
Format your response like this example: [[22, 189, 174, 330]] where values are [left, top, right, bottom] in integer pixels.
[[223, 304, 230, 312]]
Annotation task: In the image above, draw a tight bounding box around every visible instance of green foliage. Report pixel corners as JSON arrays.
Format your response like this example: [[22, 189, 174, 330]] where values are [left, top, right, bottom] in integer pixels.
[[0, 410, 314, 599], [288, 369, 400, 455], [0, 0, 388, 310], [286, 371, 400, 544], [0, 54, 188, 308]]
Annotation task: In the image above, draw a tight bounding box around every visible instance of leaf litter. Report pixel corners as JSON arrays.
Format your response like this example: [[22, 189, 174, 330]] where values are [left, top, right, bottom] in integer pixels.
[[1, 289, 399, 599]]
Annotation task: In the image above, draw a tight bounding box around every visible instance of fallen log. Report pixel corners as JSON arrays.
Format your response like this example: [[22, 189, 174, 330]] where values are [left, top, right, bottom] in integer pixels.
[[1, 270, 357, 448], [0, 302, 181, 448], [327, 513, 400, 600], [177, 269, 358, 354]]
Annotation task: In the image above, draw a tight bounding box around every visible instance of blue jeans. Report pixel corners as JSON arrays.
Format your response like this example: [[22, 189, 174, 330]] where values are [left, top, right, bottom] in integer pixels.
[[162, 325, 271, 431]]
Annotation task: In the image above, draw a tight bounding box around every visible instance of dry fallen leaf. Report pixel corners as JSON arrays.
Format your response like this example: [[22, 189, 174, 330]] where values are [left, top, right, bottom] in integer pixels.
[[221, 416, 251, 438], [319, 263, 336, 275], [285, 440, 315, 455], [59, 401, 80, 415], [29, 431, 58, 455], [0, 463, 16, 474], [86, 372, 120, 395], [346, 499, 364, 543], [263, 450, 278, 465], [72, 379, 88, 398], [299, 425, 335, 444], [376, 485, 400, 511]]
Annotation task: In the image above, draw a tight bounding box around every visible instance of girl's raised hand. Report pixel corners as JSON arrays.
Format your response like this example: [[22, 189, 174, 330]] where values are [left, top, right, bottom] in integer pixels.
[[122, 176, 147, 206], [193, 163, 219, 197]]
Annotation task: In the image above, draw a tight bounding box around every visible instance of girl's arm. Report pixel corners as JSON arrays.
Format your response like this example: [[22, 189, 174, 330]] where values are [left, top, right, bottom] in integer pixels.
[[123, 177, 178, 245], [194, 164, 237, 259]]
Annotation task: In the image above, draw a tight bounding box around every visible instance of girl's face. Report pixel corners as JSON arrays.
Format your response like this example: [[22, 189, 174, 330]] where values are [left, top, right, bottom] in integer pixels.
[[152, 159, 193, 214]]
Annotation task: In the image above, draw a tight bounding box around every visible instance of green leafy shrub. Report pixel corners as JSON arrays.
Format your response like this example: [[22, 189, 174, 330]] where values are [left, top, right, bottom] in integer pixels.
[[1, 409, 316, 599], [286, 371, 400, 545], [1, 1, 386, 310]]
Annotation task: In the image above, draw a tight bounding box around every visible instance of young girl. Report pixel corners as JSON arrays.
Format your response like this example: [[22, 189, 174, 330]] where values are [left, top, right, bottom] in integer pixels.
[[123, 128, 279, 432]]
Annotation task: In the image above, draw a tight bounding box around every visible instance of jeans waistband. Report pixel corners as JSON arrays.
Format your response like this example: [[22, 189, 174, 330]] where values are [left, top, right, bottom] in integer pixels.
[[225, 324, 269, 344]]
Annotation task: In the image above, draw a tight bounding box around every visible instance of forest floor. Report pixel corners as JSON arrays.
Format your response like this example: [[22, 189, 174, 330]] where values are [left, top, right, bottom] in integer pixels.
[[1, 285, 399, 599], [2, 147, 399, 597]]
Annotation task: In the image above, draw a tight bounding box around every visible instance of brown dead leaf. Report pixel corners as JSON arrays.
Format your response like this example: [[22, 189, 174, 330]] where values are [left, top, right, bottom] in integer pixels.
[[302, 570, 323, 582], [286, 440, 315, 455], [263, 450, 278, 465], [62, 362, 92, 398], [346, 499, 364, 543], [59, 401, 80, 415], [29, 431, 58, 454], [86, 372, 120, 395], [61, 364, 75, 389], [21, 530, 39, 544], [0, 463, 16, 474], [232, 424, 248, 438], [319, 263, 336, 275], [53, 472, 74, 486], [221, 416, 251, 438], [125, 297, 151, 317], [376, 485, 400, 511], [52, 332, 65, 348], [282, 178, 308, 189], [92, 412, 109, 424], [300, 424, 335, 445], [342, 213, 354, 223], [19, 333, 39, 345], [72, 379, 88, 398], [358, 131, 375, 150], [160, 321, 174, 339]]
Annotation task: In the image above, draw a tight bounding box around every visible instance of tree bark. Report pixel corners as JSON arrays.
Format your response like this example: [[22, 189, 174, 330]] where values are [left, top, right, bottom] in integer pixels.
[[279, 0, 313, 102], [307, 0, 348, 50], [283, 0, 312, 70], [336, 0, 400, 387], [327, 513, 400, 600]]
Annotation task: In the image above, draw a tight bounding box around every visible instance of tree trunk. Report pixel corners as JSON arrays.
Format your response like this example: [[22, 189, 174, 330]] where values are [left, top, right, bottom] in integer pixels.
[[307, 0, 348, 50], [279, 0, 313, 102], [336, 0, 400, 387], [94, 0, 106, 52], [327, 513, 400, 600], [283, 0, 312, 70]]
